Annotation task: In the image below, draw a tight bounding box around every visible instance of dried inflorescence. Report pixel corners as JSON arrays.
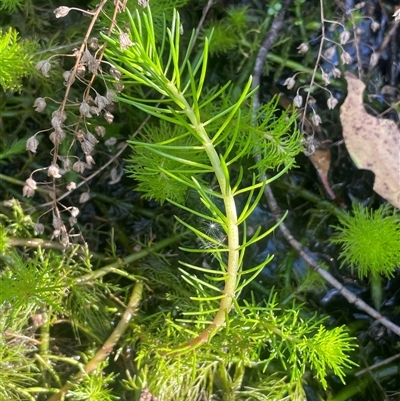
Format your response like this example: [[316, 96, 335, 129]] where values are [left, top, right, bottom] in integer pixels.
[[25, 1, 125, 245]]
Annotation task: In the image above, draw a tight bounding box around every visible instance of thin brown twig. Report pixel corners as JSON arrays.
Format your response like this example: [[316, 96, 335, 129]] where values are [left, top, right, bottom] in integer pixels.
[[46, 281, 143, 401], [251, 1, 400, 338]]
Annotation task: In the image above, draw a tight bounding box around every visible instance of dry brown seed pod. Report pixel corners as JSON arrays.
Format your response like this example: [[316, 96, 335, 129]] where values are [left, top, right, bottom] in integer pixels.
[[76, 65, 86, 77], [26, 136, 39, 153], [54, 6, 71, 18], [89, 37, 99, 50], [26, 177, 37, 190], [327, 96, 338, 110], [104, 110, 114, 123], [340, 51, 352, 65], [119, 32, 134, 50], [62, 157, 73, 171], [95, 126, 106, 137], [283, 76, 296, 90], [321, 71, 330, 86], [86, 131, 99, 145], [23, 185, 35, 198], [339, 30, 351, 45], [293, 95, 303, 108], [66, 181, 76, 191], [48, 164, 62, 178], [73, 160, 87, 173], [110, 67, 122, 80], [297, 42, 309, 54], [79, 101, 92, 118], [312, 113, 322, 126], [79, 192, 91, 203], [35, 59, 51, 77], [33, 97, 46, 112], [34, 222, 45, 235], [332, 68, 341, 78], [95, 94, 110, 110], [81, 139, 94, 155], [50, 129, 66, 145], [85, 154, 95, 168], [106, 89, 117, 103], [323, 46, 336, 60]]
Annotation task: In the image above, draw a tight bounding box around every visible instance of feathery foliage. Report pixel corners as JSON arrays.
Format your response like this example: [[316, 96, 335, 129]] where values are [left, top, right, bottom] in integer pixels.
[[0, 28, 34, 91]]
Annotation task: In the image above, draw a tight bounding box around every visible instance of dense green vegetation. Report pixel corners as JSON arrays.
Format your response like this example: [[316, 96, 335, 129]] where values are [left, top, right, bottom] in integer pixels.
[[0, 1, 399, 400]]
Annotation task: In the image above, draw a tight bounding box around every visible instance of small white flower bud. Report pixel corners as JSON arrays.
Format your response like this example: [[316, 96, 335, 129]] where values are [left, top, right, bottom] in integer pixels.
[[49, 129, 66, 145], [69, 216, 78, 226], [34, 222, 45, 235], [79, 192, 91, 203], [340, 51, 352, 65], [70, 206, 80, 218], [35, 59, 51, 78], [62, 158, 73, 171], [393, 9, 400, 21], [332, 67, 341, 78], [26, 136, 39, 153], [85, 154, 95, 168], [104, 110, 114, 124], [52, 215, 63, 231], [283, 76, 296, 90], [327, 96, 338, 110], [95, 126, 106, 137], [23, 178, 37, 198], [76, 65, 86, 77], [106, 89, 117, 103], [312, 113, 322, 126], [369, 52, 380, 68], [66, 181, 76, 191], [89, 37, 99, 50], [293, 95, 303, 108], [33, 97, 46, 112], [323, 46, 336, 60], [339, 30, 351, 45], [54, 6, 71, 18], [94, 94, 110, 110], [73, 160, 87, 173], [371, 20, 380, 32], [79, 101, 92, 118], [113, 82, 124, 92], [109, 67, 122, 80], [62, 70, 74, 85], [26, 177, 37, 190], [138, 0, 149, 7], [297, 42, 309, 54], [321, 71, 330, 86], [81, 139, 94, 155], [86, 131, 99, 145], [48, 164, 62, 178]]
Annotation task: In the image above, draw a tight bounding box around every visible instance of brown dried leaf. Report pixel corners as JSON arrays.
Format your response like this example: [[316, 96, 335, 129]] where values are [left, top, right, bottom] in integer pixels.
[[340, 72, 400, 208]]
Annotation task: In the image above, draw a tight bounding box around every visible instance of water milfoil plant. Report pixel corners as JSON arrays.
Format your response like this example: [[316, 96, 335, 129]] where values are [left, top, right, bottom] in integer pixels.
[[100, 6, 357, 399]]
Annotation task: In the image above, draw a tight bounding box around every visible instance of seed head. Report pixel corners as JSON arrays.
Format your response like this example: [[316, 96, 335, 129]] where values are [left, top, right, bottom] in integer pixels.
[[283, 76, 296, 90], [26, 136, 39, 153], [33, 97, 46, 112]]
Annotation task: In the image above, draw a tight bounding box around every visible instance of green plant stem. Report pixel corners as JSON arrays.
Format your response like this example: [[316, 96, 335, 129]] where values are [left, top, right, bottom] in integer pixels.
[[39, 311, 50, 354], [46, 281, 144, 401], [167, 87, 240, 352]]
